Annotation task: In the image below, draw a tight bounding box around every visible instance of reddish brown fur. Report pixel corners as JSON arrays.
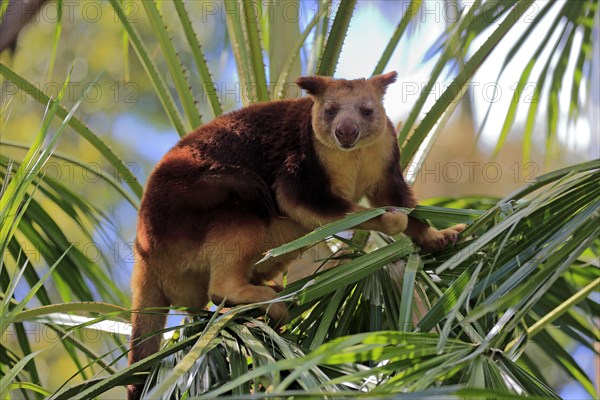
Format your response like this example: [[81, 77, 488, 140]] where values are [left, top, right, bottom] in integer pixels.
[[127, 72, 465, 399]]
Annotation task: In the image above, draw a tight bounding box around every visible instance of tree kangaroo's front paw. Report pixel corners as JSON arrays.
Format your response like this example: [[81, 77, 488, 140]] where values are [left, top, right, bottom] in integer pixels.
[[417, 223, 467, 252], [379, 209, 409, 236]]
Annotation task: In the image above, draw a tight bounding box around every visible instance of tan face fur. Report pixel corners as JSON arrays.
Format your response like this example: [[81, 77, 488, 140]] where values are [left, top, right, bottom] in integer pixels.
[[296, 72, 397, 151]]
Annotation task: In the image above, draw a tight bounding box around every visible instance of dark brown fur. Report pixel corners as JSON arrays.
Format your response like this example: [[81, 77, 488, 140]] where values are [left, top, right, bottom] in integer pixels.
[[127, 72, 464, 399]]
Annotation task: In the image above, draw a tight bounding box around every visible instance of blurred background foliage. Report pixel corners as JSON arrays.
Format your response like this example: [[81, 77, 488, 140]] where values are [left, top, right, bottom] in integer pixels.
[[0, 0, 598, 399]]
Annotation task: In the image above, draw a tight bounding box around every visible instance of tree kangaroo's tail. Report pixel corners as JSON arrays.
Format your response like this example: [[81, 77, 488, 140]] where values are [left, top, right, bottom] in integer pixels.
[[127, 253, 169, 400]]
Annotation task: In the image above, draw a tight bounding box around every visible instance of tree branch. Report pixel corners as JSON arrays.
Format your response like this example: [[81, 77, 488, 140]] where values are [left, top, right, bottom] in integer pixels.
[[0, 0, 50, 52]]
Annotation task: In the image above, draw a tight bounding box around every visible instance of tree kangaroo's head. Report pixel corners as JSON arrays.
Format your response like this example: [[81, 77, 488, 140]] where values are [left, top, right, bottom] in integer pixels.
[[296, 71, 397, 151]]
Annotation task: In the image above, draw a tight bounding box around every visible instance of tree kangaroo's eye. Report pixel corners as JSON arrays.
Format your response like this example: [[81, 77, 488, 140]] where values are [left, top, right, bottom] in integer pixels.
[[361, 108, 373, 117], [325, 108, 337, 117]]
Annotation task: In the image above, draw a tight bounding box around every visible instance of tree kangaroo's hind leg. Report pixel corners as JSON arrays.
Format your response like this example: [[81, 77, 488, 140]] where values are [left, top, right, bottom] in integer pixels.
[[206, 219, 289, 324]]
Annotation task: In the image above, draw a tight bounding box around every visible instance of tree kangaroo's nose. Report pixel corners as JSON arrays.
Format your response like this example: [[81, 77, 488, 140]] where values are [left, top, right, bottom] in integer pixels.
[[334, 119, 360, 148]]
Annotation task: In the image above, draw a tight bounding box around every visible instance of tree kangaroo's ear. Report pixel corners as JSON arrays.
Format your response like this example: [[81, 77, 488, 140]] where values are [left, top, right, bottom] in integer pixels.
[[296, 75, 333, 97], [369, 71, 398, 95]]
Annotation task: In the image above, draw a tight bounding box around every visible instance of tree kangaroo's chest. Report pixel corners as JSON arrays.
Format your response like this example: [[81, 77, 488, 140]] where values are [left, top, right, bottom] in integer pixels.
[[320, 145, 389, 203]]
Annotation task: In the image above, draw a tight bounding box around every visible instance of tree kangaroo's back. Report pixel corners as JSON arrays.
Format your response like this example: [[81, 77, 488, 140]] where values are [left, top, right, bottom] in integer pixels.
[[127, 72, 465, 399]]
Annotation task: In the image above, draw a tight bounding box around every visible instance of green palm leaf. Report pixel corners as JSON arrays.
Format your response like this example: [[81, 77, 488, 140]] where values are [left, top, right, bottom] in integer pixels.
[[317, 0, 357, 76]]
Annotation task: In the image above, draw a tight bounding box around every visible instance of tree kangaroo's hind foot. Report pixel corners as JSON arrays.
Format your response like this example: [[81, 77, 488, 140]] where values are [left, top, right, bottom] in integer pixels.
[[209, 261, 289, 325]]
